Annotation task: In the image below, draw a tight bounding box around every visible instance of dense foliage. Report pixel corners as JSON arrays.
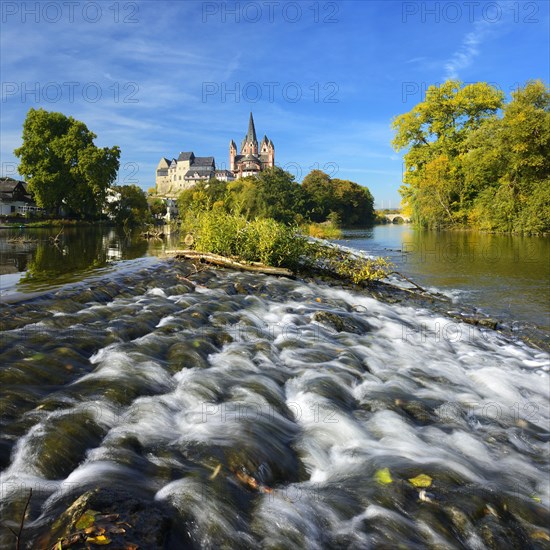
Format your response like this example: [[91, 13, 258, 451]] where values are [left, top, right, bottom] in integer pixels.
[[106, 185, 151, 226], [177, 167, 375, 227], [14, 108, 120, 218], [301, 170, 375, 226], [393, 80, 550, 234], [183, 210, 306, 269], [181, 210, 390, 281], [149, 198, 168, 219]]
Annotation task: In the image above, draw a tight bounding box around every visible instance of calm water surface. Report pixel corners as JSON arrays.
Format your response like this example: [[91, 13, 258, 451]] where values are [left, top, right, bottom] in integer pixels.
[[0, 226, 180, 299], [335, 224, 550, 333]]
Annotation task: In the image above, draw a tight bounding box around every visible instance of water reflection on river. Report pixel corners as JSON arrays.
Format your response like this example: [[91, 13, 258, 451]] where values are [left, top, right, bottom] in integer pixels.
[[335, 225, 550, 333], [0, 226, 180, 297]]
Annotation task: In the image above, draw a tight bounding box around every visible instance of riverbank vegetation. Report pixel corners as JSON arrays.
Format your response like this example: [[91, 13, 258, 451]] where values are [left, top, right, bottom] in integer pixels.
[[177, 167, 375, 228], [393, 80, 549, 234], [14, 108, 120, 219], [105, 184, 152, 226], [175, 168, 384, 281], [179, 209, 390, 284]]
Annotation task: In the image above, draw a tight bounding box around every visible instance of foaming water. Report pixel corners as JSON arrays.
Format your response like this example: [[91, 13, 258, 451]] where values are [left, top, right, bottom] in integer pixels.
[[0, 260, 548, 547]]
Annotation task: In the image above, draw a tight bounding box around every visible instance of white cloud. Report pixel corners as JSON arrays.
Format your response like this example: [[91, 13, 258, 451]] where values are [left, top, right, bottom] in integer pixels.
[[443, 27, 483, 80], [442, 12, 506, 81]]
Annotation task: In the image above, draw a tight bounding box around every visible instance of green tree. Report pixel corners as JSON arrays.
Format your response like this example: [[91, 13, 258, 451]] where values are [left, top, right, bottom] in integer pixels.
[[228, 167, 306, 224], [331, 178, 375, 226], [254, 167, 307, 223], [14, 108, 120, 218], [463, 80, 550, 233], [108, 185, 150, 225], [177, 178, 229, 214], [302, 170, 334, 221], [150, 198, 167, 219], [392, 80, 504, 227], [302, 170, 375, 226]]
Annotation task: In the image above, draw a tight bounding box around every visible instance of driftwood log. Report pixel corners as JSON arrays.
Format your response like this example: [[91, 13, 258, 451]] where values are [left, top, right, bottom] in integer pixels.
[[164, 249, 294, 277]]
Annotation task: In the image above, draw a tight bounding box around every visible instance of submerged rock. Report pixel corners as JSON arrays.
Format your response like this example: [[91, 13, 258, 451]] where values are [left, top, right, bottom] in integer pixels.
[[34, 487, 174, 549], [312, 310, 371, 334]]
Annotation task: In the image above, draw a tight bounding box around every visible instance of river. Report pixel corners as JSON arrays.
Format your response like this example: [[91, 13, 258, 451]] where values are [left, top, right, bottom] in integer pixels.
[[0, 225, 548, 548], [336, 225, 550, 340]]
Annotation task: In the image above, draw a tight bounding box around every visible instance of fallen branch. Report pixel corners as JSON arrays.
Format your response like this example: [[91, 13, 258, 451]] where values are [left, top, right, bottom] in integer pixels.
[[49, 228, 63, 244], [165, 249, 294, 277], [9, 488, 32, 550], [387, 270, 427, 293]]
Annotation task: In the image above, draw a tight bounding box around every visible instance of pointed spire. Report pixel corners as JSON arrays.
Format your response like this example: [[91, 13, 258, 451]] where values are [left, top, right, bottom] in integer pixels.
[[246, 112, 258, 144]]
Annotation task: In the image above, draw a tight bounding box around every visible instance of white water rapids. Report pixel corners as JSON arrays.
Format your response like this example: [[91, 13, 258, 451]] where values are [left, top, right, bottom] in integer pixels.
[[0, 259, 548, 548]]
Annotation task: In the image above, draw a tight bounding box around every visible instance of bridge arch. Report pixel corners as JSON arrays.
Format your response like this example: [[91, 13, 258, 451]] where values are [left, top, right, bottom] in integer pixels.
[[384, 214, 411, 224]]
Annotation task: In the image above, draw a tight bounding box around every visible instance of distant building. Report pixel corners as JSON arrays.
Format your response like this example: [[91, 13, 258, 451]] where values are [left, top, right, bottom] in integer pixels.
[[0, 177, 43, 216], [214, 169, 236, 182], [156, 152, 216, 196], [163, 197, 179, 221], [103, 188, 122, 219], [154, 112, 274, 196], [230, 112, 275, 178]]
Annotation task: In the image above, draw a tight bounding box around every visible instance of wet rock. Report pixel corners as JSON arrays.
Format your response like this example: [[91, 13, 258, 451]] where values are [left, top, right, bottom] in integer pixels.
[[35, 487, 174, 550], [302, 376, 356, 411], [0, 438, 13, 470], [312, 310, 371, 334], [398, 399, 434, 425], [167, 342, 210, 371], [164, 283, 194, 295], [478, 512, 531, 549], [29, 411, 107, 479], [233, 281, 253, 295]]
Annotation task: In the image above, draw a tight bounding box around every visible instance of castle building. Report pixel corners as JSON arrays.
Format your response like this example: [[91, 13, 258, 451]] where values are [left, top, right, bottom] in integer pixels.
[[230, 113, 274, 178], [155, 152, 215, 197], [155, 113, 274, 196]]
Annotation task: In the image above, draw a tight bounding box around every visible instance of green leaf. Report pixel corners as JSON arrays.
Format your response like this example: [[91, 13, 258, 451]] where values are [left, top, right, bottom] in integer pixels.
[[408, 474, 433, 488], [375, 467, 393, 485], [75, 509, 98, 530], [85, 534, 111, 545]]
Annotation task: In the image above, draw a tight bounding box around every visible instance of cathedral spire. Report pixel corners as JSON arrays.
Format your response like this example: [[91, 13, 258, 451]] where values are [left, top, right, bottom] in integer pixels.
[[246, 112, 258, 144]]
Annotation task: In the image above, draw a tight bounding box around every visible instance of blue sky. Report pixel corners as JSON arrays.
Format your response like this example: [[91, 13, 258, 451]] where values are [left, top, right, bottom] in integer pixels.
[[1, 1, 548, 208]]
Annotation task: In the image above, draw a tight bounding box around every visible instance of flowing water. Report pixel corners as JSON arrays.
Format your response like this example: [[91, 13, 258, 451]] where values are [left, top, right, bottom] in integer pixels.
[[335, 225, 550, 334], [0, 227, 549, 548]]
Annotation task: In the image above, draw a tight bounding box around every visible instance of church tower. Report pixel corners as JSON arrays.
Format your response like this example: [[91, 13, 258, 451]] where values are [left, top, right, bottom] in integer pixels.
[[229, 139, 237, 172], [260, 135, 275, 167], [241, 112, 258, 156], [230, 112, 274, 178]]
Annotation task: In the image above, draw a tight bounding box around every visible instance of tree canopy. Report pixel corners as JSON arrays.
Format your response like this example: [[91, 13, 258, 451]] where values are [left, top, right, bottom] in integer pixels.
[[176, 167, 375, 228], [302, 170, 375, 226], [393, 80, 549, 233], [107, 185, 150, 225], [14, 108, 120, 218], [228, 167, 307, 224]]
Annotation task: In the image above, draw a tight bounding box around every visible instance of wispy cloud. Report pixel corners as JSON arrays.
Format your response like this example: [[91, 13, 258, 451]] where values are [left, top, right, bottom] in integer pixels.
[[441, 6, 512, 82], [443, 25, 485, 80], [1, 0, 547, 208]]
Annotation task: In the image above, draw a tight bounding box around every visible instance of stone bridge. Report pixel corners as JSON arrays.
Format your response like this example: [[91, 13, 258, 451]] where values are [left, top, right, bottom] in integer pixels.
[[384, 213, 411, 223]]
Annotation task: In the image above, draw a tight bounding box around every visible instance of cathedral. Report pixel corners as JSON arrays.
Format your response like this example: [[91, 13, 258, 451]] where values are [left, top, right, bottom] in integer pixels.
[[230, 113, 275, 178], [155, 113, 274, 196]]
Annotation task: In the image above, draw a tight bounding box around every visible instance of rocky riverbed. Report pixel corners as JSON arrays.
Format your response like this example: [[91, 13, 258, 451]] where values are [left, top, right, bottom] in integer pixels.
[[0, 259, 548, 548]]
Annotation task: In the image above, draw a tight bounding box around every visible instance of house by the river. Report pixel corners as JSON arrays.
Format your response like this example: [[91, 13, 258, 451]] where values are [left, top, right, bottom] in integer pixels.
[[0, 177, 43, 217]]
